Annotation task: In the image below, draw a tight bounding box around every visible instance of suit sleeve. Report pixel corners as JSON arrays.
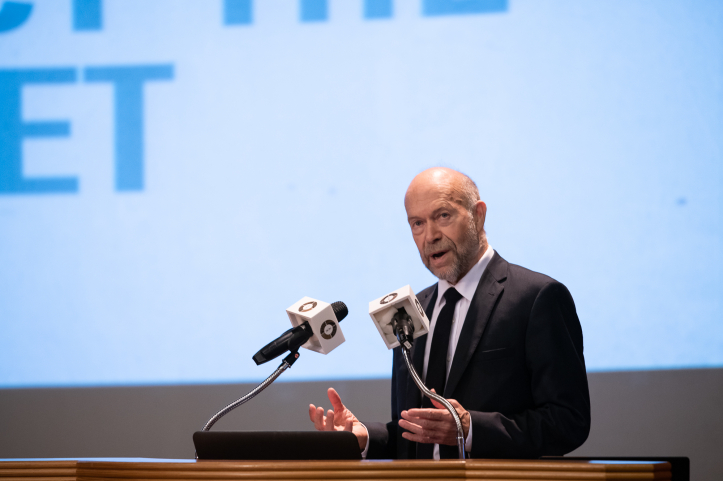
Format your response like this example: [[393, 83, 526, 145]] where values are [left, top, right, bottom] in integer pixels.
[[468, 281, 591, 458]]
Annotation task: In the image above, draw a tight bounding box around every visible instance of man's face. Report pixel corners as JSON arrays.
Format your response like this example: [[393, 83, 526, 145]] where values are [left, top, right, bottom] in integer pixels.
[[405, 184, 482, 284]]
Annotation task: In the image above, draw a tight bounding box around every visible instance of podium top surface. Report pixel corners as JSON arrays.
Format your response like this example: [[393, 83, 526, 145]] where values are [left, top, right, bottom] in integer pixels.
[[0, 458, 673, 480]]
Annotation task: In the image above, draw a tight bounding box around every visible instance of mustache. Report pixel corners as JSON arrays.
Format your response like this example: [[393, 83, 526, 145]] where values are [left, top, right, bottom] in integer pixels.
[[424, 238, 456, 257]]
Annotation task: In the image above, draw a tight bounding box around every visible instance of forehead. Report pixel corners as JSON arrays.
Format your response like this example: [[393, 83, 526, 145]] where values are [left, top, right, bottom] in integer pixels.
[[405, 182, 464, 217]]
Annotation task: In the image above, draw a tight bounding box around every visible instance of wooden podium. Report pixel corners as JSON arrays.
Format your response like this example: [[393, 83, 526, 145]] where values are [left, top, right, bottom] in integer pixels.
[[0, 458, 673, 480]]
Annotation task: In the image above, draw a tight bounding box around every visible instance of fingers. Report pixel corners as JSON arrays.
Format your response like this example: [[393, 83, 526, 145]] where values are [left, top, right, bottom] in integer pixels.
[[400, 408, 459, 446], [427, 389, 459, 410], [430, 396, 462, 410], [400, 418, 456, 446], [398, 418, 424, 435], [311, 406, 327, 431], [312, 387, 362, 434], [399, 418, 436, 444], [401, 410, 447, 433], [401, 430, 434, 444], [308, 404, 316, 422], [405, 408, 449, 421], [309, 404, 338, 431], [328, 387, 359, 425], [311, 387, 360, 434], [426, 397, 470, 438], [327, 387, 346, 413], [427, 389, 456, 412], [325, 409, 336, 431]]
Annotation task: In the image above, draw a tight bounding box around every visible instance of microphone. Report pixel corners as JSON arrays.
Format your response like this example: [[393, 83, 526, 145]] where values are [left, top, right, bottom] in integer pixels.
[[253, 299, 348, 365], [368, 285, 429, 349], [367, 285, 467, 460], [391, 306, 415, 350]]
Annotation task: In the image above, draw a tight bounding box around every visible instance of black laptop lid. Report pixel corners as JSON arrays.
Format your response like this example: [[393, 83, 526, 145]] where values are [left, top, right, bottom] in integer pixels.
[[193, 431, 362, 461]]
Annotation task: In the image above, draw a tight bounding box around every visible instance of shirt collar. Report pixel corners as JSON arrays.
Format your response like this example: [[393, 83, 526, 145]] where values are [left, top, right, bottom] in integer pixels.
[[437, 245, 495, 304]]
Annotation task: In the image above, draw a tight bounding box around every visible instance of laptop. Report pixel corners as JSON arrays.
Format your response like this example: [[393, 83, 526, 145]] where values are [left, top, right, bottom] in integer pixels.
[[193, 431, 362, 461]]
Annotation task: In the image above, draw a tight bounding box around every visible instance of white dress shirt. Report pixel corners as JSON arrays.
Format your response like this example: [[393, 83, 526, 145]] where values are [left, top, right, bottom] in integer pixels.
[[361, 246, 495, 459], [423, 246, 495, 459]]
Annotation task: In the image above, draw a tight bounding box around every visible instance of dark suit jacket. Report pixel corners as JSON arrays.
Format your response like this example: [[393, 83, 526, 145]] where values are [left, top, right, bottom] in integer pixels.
[[366, 252, 591, 459]]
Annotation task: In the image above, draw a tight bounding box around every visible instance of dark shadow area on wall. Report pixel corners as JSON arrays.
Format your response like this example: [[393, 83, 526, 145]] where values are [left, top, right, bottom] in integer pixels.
[[569, 368, 722, 481], [0, 379, 390, 459], [0, 369, 721, 480]]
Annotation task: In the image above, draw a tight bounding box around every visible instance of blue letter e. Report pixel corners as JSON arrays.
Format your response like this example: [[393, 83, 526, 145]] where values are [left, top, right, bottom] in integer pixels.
[[0, 68, 78, 194]]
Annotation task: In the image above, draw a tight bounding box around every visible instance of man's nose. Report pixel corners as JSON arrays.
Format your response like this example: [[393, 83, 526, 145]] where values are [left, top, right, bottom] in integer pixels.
[[424, 221, 442, 244]]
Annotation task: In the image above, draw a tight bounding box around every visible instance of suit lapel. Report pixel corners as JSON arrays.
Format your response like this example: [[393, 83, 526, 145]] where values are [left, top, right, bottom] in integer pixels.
[[406, 285, 438, 409], [417, 286, 437, 372], [444, 253, 507, 398]]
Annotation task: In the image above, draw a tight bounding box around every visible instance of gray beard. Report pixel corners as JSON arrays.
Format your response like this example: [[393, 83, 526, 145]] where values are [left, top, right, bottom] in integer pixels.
[[423, 218, 480, 284]]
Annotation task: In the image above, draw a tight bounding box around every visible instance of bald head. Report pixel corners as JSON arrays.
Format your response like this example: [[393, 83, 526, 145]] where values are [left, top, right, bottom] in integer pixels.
[[404, 168, 487, 284], [404, 167, 480, 214]]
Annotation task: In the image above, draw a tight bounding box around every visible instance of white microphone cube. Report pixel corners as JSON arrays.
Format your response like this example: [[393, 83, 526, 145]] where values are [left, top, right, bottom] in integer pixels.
[[286, 297, 345, 355], [369, 285, 430, 350]]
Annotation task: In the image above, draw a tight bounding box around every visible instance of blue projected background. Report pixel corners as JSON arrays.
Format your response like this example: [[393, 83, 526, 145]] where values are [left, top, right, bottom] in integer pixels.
[[1, 0, 721, 387]]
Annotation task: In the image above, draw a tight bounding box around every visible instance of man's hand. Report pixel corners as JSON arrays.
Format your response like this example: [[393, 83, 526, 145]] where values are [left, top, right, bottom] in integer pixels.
[[309, 387, 368, 451], [398, 391, 470, 446]]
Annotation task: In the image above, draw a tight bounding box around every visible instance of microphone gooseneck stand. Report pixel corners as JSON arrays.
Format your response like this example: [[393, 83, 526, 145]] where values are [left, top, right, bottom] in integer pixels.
[[196, 301, 349, 459], [195, 350, 300, 459], [400, 348, 466, 459], [392, 307, 466, 460], [200, 350, 300, 432]]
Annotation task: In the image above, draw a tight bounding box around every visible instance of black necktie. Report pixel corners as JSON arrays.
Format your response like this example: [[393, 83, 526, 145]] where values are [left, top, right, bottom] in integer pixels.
[[422, 287, 463, 408], [416, 287, 463, 459]]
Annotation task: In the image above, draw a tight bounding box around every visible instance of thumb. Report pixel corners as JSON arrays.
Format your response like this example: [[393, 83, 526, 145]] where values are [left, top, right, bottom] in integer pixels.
[[431, 396, 463, 412], [428, 389, 449, 410], [328, 387, 346, 412], [447, 399, 462, 409], [428, 388, 443, 409]]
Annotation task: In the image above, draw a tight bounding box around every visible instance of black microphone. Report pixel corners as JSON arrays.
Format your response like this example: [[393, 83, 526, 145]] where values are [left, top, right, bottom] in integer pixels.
[[391, 306, 415, 350], [252, 301, 348, 365]]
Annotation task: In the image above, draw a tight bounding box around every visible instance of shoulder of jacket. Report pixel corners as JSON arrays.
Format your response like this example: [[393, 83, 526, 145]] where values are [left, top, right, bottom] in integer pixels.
[[416, 283, 437, 301], [505, 262, 567, 293]]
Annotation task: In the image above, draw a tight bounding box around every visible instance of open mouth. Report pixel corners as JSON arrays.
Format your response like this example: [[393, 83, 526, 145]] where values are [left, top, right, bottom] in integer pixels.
[[430, 250, 448, 261]]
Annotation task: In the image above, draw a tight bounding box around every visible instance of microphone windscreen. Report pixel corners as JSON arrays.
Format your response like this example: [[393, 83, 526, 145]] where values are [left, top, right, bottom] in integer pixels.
[[286, 297, 347, 355], [332, 301, 348, 322], [368, 285, 429, 349]]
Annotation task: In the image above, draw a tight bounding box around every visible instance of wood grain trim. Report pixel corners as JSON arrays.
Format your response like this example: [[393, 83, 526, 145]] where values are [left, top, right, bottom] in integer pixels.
[[0, 463, 77, 470], [465, 470, 672, 479], [77, 469, 464, 479], [0, 459, 673, 481], [78, 472, 465, 481], [465, 461, 672, 472], [79, 461, 464, 471], [0, 477, 76, 481]]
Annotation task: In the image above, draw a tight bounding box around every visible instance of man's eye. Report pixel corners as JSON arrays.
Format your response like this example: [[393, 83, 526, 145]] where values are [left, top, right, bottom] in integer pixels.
[[440, 213, 450, 218]]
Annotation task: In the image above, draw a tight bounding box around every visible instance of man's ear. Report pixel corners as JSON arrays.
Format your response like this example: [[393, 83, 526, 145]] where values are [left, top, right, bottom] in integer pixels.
[[474, 201, 487, 233]]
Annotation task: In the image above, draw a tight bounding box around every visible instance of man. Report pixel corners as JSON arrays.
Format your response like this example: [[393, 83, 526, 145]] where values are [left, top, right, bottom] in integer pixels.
[[309, 167, 590, 459]]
